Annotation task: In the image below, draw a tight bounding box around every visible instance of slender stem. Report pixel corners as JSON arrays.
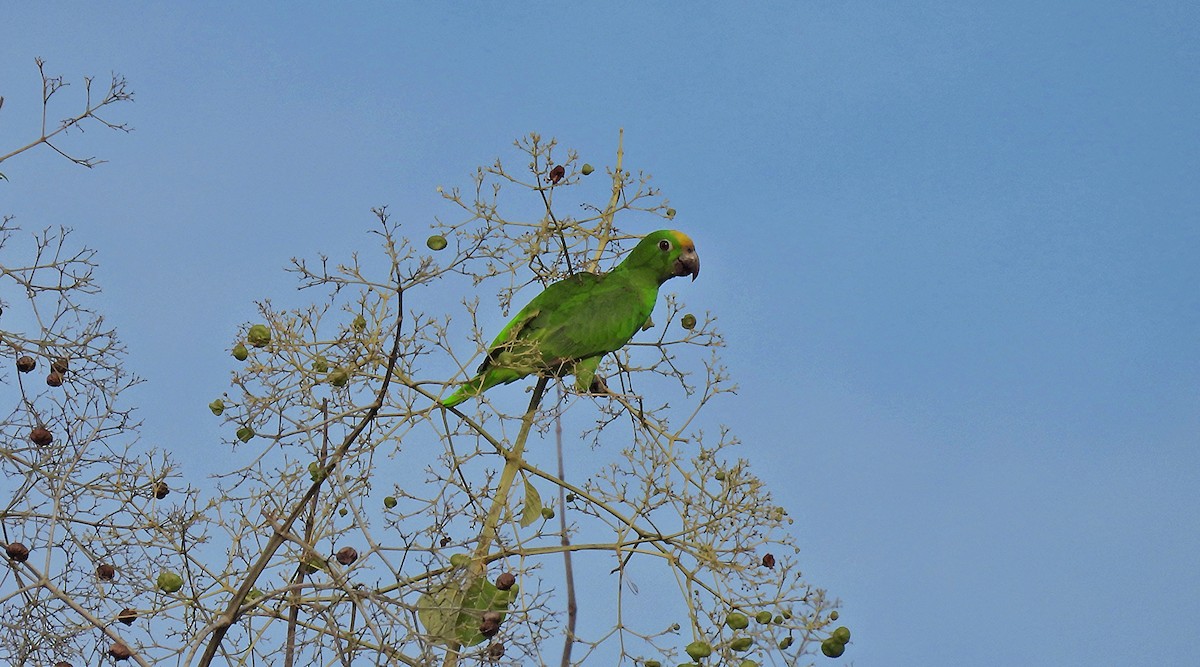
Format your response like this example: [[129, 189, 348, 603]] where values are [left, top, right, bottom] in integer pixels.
[[588, 128, 625, 272], [442, 376, 549, 667], [556, 387, 578, 667]]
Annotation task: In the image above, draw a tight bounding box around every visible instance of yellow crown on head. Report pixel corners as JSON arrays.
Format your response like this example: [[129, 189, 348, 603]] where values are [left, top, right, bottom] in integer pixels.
[[669, 230, 694, 249]]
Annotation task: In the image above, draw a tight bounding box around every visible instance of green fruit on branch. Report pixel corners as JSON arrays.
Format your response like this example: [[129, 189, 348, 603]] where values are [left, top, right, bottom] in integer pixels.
[[328, 368, 350, 387], [725, 612, 749, 630], [308, 461, 326, 482], [821, 638, 845, 658], [684, 641, 712, 660], [156, 571, 184, 593], [247, 324, 271, 348]]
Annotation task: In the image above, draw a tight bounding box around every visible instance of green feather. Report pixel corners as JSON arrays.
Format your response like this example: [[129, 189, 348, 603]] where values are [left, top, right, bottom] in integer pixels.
[[441, 230, 699, 408]]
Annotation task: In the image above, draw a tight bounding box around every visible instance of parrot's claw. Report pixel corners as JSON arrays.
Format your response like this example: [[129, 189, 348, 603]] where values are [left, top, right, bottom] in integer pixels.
[[587, 376, 611, 395]]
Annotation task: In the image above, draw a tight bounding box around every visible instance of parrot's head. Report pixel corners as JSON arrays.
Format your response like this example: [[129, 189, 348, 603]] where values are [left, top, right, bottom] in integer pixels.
[[625, 229, 700, 284]]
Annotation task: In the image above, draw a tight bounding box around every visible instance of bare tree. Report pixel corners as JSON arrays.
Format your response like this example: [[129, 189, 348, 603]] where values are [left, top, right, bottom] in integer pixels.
[[1, 61, 847, 667]]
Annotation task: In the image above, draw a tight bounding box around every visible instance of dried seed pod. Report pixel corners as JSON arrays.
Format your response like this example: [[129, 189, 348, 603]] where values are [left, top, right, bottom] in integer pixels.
[[495, 572, 516, 591], [548, 165, 565, 184], [487, 642, 505, 659], [762, 553, 776, 569], [51, 357, 69, 374], [479, 610, 503, 637], [46, 371, 63, 387], [108, 642, 132, 661], [30, 427, 53, 446], [5, 542, 30, 562], [16, 356, 35, 373], [97, 563, 116, 581], [335, 546, 358, 565], [53, 662, 73, 667], [117, 607, 137, 625], [151, 481, 170, 499]]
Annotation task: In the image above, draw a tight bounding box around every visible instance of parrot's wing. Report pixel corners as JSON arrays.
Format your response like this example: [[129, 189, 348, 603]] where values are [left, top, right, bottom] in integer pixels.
[[478, 306, 542, 373], [518, 272, 656, 364]]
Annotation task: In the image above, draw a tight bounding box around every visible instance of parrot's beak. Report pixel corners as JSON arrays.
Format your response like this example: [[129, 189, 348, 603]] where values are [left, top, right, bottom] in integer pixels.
[[674, 249, 700, 281]]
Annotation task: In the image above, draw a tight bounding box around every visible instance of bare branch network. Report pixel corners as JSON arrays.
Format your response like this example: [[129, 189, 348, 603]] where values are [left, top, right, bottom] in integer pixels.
[[1, 61, 845, 667]]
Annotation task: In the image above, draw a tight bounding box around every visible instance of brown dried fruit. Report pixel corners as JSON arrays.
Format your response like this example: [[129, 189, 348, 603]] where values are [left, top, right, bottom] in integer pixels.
[[495, 572, 516, 591], [108, 642, 132, 660], [46, 371, 63, 387], [479, 610, 503, 637], [30, 427, 53, 446], [97, 563, 116, 581], [117, 607, 137, 625], [16, 356, 35, 373], [53, 662, 72, 667], [762, 553, 776, 569], [51, 357, 69, 374], [335, 546, 358, 565], [548, 165, 565, 184], [5, 542, 30, 562], [487, 641, 505, 659], [152, 481, 170, 499]]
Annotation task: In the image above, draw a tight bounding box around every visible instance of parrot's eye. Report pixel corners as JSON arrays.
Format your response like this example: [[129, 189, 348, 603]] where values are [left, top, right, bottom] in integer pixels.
[[658, 239, 671, 252]]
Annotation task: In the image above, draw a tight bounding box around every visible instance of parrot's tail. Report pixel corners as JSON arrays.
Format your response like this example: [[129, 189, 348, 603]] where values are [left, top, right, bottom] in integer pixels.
[[440, 368, 522, 409], [440, 388, 470, 408]]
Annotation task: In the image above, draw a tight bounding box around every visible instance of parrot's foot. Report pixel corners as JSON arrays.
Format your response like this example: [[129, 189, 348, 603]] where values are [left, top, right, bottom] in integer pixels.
[[587, 376, 611, 395]]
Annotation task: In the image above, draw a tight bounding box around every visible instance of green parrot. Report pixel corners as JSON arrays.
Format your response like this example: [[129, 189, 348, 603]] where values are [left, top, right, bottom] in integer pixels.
[[441, 229, 700, 408]]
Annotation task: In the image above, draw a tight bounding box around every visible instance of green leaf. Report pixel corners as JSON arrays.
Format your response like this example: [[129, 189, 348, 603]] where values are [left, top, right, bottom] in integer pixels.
[[520, 478, 543, 528], [417, 576, 516, 646]]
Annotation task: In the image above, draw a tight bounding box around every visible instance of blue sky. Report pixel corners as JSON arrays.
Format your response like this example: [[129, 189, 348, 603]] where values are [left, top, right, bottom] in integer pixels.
[[3, 3, 1198, 664]]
